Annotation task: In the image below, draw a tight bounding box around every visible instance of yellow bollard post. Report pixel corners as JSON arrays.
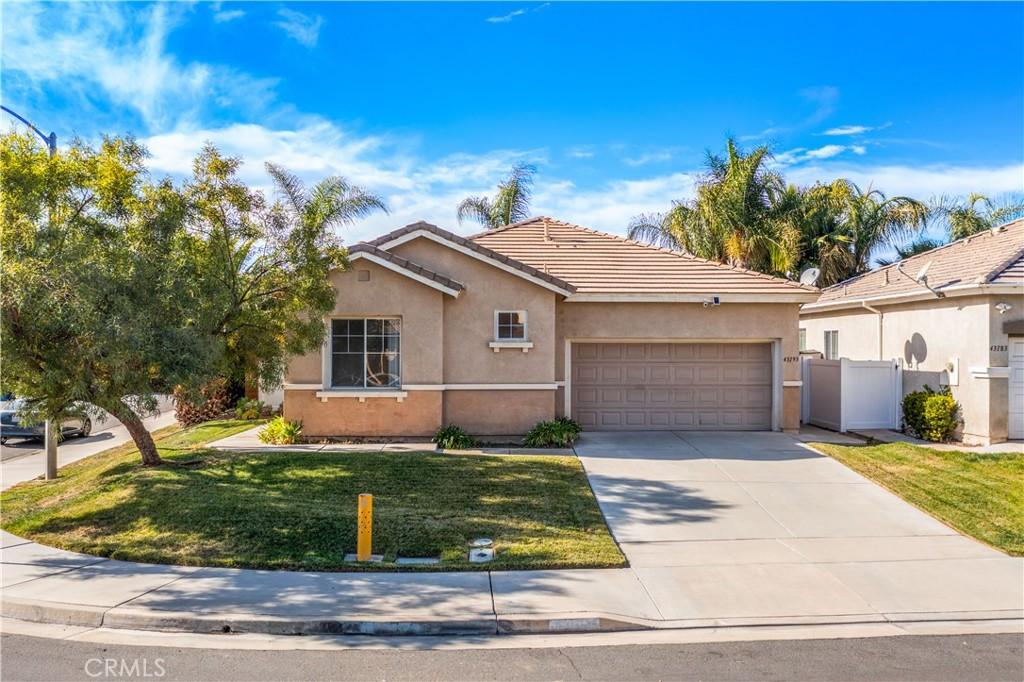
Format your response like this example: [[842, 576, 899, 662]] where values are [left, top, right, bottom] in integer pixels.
[[357, 494, 373, 561]]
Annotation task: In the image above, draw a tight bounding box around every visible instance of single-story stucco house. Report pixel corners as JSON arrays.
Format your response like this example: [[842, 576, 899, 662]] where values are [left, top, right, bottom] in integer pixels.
[[282, 217, 820, 437], [800, 219, 1024, 445]]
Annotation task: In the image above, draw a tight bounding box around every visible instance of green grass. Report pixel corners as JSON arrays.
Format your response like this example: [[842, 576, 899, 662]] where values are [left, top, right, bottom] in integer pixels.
[[1, 419, 624, 571], [813, 441, 1024, 555]]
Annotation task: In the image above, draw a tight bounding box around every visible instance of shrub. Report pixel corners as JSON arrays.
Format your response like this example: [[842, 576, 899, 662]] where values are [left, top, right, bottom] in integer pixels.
[[432, 424, 475, 450], [174, 378, 234, 426], [524, 417, 583, 448], [902, 385, 960, 442], [235, 397, 265, 420], [258, 416, 303, 445]]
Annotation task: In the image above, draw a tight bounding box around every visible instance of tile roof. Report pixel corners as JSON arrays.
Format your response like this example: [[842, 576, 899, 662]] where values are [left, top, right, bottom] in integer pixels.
[[364, 221, 575, 294], [812, 218, 1024, 306], [469, 217, 819, 297], [348, 242, 465, 293]]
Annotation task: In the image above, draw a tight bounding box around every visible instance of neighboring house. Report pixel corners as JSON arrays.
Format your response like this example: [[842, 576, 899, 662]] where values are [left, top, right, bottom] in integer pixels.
[[800, 219, 1024, 445], [283, 218, 819, 437]]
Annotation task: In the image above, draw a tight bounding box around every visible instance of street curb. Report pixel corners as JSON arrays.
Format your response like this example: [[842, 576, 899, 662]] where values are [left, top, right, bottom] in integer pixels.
[[5, 595, 1023, 637], [103, 608, 499, 636]]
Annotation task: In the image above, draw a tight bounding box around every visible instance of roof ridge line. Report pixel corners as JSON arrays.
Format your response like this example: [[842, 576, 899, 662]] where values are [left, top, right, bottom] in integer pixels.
[[483, 216, 818, 291]]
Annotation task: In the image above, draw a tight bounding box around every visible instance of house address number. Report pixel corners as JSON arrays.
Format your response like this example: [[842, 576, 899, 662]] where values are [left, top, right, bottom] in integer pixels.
[[783, 356, 801, 363], [991, 345, 1008, 352]]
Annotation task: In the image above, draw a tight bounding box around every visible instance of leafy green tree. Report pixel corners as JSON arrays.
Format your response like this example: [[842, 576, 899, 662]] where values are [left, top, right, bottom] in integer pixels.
[[629, 138, 929, 285], [183, 148, 387, 394], [1, 132, 215, 465], [628, 138, 800, 276], [457, 163, 535, 229], [930, 193, 1024, 240], [792, 180, 927, 286]]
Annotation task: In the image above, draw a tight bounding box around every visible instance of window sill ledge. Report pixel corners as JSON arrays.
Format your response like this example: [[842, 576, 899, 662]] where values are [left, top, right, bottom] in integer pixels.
[[315, 390, 408, 403], [489, 341, 534, 353]]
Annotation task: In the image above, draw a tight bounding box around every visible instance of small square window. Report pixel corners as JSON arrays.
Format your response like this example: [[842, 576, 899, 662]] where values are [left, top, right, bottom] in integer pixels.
[[496, 311, 527, 340]]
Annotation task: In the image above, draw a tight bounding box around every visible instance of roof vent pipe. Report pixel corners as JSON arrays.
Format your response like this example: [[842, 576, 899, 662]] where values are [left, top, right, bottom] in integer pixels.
[[543, 218, 551, 242]]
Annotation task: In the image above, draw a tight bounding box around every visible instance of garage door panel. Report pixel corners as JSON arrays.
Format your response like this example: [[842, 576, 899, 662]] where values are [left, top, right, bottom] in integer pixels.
[[572, 342, 773, 431]]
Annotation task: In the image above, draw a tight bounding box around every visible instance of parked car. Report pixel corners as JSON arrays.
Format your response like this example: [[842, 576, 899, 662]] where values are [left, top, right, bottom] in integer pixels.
[[0, 395, 92, 445]]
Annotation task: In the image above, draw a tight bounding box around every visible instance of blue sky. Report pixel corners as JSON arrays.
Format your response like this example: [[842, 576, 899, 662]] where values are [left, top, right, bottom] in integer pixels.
[[3, 1, 1022, 245]]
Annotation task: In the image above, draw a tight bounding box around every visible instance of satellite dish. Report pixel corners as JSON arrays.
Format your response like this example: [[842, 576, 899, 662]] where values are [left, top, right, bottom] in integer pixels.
[[799, 267, 821, 286], [915, 261, 932, 284]]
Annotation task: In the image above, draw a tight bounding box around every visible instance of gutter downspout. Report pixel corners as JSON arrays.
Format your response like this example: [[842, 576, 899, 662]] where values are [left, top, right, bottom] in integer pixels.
[[862, 301, 884, 360]]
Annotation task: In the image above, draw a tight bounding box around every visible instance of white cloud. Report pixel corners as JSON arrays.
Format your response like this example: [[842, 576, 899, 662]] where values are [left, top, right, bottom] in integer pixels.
[[213, 9, 245, 23], [566, 146, 595, 159], [486, 3, 549, 24], [775, 144, 867, 165], [623, 151, 674, 167], [486, 9, 527, 23], [821, 122, 891, 136], [804, 144, 848, 160], [823, 125, 869, 136], [1, 2, 277, 130], [786, 163, 1024, 199], [274, 8, 323, 47]]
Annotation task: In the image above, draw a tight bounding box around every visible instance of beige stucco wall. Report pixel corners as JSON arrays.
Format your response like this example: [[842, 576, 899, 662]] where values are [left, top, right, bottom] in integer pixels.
[[284, 390, 441, 437], [390, 238, 557, 385], [800, 293, 1022, 444], [443, 390, 555, 436], [555, 302, 803, 431]]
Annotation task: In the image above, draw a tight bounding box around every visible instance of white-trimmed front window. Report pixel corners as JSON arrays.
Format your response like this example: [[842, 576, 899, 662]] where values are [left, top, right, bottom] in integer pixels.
[[495, 310, 527, 340], [331, 318, 401, 388], [824, 330, 839, 360], [798, 328, 807, 352]]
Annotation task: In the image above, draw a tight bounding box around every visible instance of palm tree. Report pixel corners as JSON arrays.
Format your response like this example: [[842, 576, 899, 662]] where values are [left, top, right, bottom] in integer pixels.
[[930, 193, 1024, 240], [456, 163, 536, 229], [265, 162, 388, 233], [874, 237, 946, 267], [838, 182, 929, 277], [628, 138, 799, 276]]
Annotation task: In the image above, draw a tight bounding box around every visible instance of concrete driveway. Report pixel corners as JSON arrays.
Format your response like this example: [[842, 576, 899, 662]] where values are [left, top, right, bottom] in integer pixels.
[[576, 430, 1023, 626]]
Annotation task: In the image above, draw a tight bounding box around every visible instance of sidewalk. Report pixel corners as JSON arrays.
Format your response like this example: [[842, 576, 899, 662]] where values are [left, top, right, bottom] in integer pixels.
[[4, 527, 1020, 637], [855, 429, 1024, 454]]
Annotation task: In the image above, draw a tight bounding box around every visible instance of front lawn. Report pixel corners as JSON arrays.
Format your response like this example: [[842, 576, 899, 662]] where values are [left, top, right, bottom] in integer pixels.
[[1, 419, 623, 571], [813, 441, 1024, 555]]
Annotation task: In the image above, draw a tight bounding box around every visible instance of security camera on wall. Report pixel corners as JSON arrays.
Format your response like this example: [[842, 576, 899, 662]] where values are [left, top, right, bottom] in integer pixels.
[[702, 296, 721, 308]]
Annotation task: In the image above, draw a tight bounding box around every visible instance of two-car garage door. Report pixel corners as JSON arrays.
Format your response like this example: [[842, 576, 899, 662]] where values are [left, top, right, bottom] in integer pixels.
[[571, 342, 773, 431]]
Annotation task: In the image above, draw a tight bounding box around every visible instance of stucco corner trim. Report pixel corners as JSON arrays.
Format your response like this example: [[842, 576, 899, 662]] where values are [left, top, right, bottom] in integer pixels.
[[314, 390, 409, 403], [969, 366, 1010, 380], [488, 341, 534, 353]]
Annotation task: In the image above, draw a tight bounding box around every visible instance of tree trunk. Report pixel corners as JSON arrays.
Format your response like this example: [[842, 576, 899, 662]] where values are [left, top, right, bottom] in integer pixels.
[[105, 399, 163, 466]]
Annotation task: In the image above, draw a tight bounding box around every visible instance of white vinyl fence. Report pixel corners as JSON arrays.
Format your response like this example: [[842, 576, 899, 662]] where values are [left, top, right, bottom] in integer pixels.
[[802, 358, 902, 432]]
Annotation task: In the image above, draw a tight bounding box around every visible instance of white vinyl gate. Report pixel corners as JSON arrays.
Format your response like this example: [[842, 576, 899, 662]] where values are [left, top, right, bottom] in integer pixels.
[[802, 358, 902, 432]]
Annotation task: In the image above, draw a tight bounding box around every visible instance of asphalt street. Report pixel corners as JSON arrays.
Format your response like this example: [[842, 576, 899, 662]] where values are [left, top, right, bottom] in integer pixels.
[[1, 633, 1021, 682]]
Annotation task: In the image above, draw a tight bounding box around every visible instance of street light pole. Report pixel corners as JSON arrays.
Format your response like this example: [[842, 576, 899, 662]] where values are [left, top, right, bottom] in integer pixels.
[[1, 105, 57, 156], [2, 105, 59, 478]]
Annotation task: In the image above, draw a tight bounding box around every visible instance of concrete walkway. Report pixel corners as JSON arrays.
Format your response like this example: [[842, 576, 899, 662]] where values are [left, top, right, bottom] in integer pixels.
[[1, 430, 1021, 637], [855, 428, 1024, 454]]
